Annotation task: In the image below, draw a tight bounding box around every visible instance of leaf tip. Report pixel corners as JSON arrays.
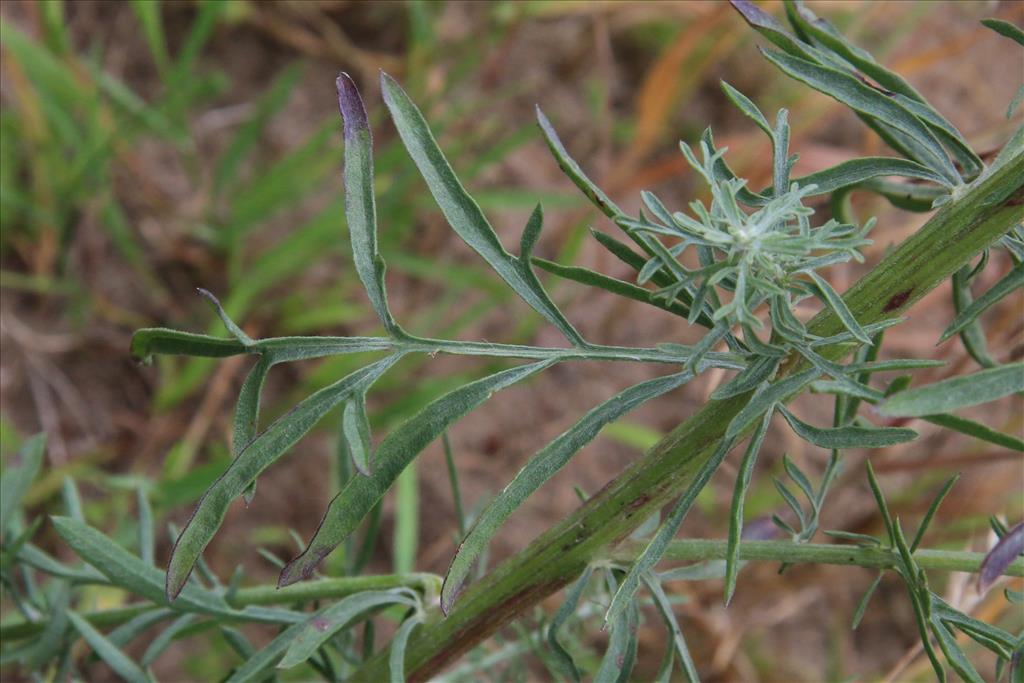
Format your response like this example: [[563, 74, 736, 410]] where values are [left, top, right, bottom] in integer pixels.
[[336, 71, 369, 139]]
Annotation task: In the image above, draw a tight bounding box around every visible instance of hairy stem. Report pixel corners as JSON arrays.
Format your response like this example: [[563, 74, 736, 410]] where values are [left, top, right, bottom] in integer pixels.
[[352, 147, 1024, 681]]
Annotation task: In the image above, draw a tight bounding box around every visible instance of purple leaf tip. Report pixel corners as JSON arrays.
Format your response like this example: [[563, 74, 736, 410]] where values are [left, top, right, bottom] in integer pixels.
[[336, 72, 369, 141]]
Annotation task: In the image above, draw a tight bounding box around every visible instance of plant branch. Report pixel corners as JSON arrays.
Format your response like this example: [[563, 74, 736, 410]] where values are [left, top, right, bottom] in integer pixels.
[[351, 142, 1024, 682], [610, 539, 1024, 576], [0, 573, 441, 641]]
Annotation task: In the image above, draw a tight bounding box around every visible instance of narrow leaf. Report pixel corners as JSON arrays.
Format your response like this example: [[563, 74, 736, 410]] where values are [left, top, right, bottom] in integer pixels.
[[67, 610, 151, 683], [381, 73, 584, 346], [721, 81, 773, 139], [778, 405, 916, 449], [130, 328, 246, 364], [642, 573, 700, 683], [727, 368, 819, 441], [982, 18, 1024, 46], [389, 612, 424, 683], [880, 363, 1024, 417], [760, 49, 959, 183], [197, 288, 253, 346], [607, 436, 737, 624], [278, 590, 417, 668], [806, 270, 872, 345], [768, 157, 952, 196], [234, 355, 272, 504], [711, 356, 780, 401], [851, 572, 884, 629], [0, 433, 46, 533], [279, 360, 555, 587], [921, 413, 1024, 452], [547, 566, 593, 683], [166, 356, 401, 600], [224, 621, 306, 683], [536, 107, 621, 219], [342, 393, 374, 476], [911, 474, 959, 552], [939, 262, 1024, 343], [442, 371, 693, 613], [725, 410, 772, 604], [140, 614, 196, 666], [595, 598, 638, 683], [52, 517, 298, 624], [337, 72, 404, 335], [137, 487, 155, 566], [533, 257, 694, 320]]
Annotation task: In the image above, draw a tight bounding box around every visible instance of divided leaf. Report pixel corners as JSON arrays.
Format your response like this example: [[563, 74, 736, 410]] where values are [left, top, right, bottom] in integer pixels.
[[381, 73, 584, 346], [278, 360, 555, 587], [166, 356, 401, 600]]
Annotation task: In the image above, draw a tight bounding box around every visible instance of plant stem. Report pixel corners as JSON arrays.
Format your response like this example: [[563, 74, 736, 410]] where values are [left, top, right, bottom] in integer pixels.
[[254, 335, 747, 369], [0, 573, 442, 641], [610, 539, 1024, 576], [351, 144, 1024, 681]]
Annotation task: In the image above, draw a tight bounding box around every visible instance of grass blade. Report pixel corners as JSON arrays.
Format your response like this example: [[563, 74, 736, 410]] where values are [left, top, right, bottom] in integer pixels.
[[67, 610, 151, 683], [777, 405, 916, 449], [880, 363, 1024, 417], [725, 410, 772, 604], [279, 360, 555, 587], [278, 590, 417, 669], [166, 356, 401, 600], [442, 371, 693, 613], [337, 73, 405, 336], [382, 73, 584, 346]]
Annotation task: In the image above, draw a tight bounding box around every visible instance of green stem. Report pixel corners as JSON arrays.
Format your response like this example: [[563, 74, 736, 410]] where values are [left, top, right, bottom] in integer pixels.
[[351, 143, 1024, 682], [611, 539, 1024, 576], [0, 573, 441, 641], [254, 335, 747, 369]]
